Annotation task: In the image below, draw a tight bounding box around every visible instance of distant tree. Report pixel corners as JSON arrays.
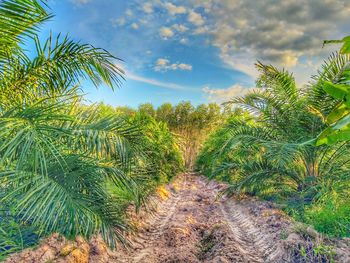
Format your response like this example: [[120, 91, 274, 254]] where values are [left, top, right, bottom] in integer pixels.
[[155, 101, 225, 168], [138, 103, 156, 117], [173, 101, 195, 128], [156, 103, 174, 126], [133, 101, 228, 169], [96, 102, 117, 116], [115, 106, 136, 116]]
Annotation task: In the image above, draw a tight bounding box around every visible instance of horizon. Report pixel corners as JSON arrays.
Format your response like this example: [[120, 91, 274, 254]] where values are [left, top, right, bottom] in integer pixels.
[[37, 0, 349, 107]]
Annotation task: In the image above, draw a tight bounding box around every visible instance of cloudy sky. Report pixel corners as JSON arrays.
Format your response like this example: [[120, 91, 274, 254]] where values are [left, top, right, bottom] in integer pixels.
[[42, 0, 350, 107]]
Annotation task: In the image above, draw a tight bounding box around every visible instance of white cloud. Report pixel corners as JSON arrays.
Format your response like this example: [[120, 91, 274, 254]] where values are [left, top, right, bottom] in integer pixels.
[[156, 58, 169, 67], [113, 0, 350, 87], [172, 24, 189, 33], [180, 38, 188, 44], [159, 27, 174, 39], [203, 84, 254, 104], [70, 0, 90, 5], [192, 0, 350, 80], [127, 72, 191, 90], [219, 53, 259, 79], [125, 9, 133, 17], [193, 26, 209, 35], [163, 3, 187, 15], [154, 58, 192, 72], [188, 11, 204, 26], [131, 23, 139, 29], [178, 63, 192, 70], [142, 3, 153, 13], [116, 62, 192, 90], [191, 0, 215, 13], [281, 52, 298, 67], [111, 17, 126, 27]]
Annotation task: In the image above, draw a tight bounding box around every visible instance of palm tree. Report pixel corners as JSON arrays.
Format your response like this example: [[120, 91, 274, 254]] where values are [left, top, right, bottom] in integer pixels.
[[0, 0, 149, 251], [197, 58, 350, 212], [0, 2, 184, 254]]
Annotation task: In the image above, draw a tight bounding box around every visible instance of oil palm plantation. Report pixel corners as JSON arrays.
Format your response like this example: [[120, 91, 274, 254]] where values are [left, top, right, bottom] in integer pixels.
[[0, 0, 183, 256], [197, 55, 350, 219]]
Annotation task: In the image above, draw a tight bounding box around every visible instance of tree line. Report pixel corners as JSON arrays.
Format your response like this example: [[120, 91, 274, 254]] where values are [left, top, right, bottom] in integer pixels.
[[97, 101, 232, 168]]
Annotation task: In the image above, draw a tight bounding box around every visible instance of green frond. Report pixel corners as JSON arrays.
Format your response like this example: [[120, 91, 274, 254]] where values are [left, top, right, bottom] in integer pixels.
[[308, 52, 350, 116], [0, 34, 125, 97], [255, 61, 298, 105], [0, 0, 52, 67], [1, 155, 131, 247]]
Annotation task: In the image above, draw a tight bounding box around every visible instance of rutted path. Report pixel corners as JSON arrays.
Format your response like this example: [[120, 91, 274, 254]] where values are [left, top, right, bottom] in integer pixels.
[[7, 173, 350, 263], [117, 174, 287, 263]]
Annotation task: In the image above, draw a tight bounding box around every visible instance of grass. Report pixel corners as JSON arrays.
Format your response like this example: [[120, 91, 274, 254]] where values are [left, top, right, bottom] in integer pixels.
[[304, 199, 350, 238]]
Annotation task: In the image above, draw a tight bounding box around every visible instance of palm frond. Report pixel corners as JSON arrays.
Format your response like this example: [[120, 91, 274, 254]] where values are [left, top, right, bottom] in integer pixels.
[[1, 155, 131, 247], [0, 0, 52, 67], [255, 61, 298, 105], [308, 52, 350, 116]]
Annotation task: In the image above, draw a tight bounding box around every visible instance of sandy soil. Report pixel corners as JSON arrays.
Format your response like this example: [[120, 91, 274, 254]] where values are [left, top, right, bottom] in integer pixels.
[[117, 173, 289, 262], [4, 173, 350, 263]]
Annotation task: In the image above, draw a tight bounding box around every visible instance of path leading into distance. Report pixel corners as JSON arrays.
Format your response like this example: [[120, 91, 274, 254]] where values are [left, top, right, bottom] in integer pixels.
[[117, 174, 286, 263]]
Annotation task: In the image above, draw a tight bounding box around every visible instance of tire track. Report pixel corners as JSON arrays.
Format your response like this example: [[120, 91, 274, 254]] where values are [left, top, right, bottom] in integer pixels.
[[121, 175, 188, 262], [5, 174, 345, 263], [118, 174, 285, 263], [204, 178, 283, 262], [219, 201, 282, 262]]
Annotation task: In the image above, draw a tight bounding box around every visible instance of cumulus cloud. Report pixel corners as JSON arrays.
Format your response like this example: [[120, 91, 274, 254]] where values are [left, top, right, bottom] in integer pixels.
[[142, 3, 153, 13], [159, 27, 174, 39], [172, 24, 189, 33], [154, 58, 192, 72], [196, 0, 350, 77], [178, 63, 192, 70], [163, 2, 187, 15], [188, 11, 204, 26], [156, 58, 169, 67], [131, 23, 139, 29], [190, 0, 216, 13], [203, 84, 253, 104], [193, 26, 209, 35], [111, 0, 350, 85]]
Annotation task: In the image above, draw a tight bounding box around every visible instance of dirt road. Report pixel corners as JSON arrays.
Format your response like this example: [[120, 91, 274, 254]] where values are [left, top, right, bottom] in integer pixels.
[[118, 173, 288, 263], [6, 173, 350, 263]]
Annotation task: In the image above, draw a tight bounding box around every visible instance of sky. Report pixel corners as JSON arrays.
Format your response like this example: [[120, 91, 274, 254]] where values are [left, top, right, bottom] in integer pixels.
[[40, 0, 350, 107]]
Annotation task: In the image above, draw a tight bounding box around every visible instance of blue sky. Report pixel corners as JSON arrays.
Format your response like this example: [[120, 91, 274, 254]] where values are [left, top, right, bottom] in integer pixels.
[[40, 0, 349, 107]]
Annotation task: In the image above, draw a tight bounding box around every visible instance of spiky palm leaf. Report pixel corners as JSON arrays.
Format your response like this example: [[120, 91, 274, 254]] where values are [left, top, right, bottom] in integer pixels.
[[0, 0, 52, 67], [0, 0, 144, 252], [197, 60, 350, 204]]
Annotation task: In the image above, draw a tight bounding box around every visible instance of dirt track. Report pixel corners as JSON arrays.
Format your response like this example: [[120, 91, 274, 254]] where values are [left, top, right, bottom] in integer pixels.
[[6, 173, 350, 263], [118, 173, 288, 263]]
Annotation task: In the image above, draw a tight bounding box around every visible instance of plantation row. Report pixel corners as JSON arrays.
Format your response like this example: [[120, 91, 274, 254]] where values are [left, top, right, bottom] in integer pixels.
[[0, 0, 187, 259], [196, 39, 350, 238], [0, 0, 231, 259]]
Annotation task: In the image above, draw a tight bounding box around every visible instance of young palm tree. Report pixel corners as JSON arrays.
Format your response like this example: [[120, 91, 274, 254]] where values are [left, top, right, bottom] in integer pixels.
[[0, 0, 162, 251], [197, 58, 350, 212]]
